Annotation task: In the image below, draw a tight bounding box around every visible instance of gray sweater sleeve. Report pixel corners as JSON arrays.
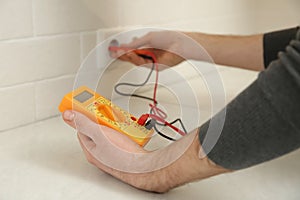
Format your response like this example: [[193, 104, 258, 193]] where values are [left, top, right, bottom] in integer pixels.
[[198, 30, 300, 170], [263, 27, 299, 67]]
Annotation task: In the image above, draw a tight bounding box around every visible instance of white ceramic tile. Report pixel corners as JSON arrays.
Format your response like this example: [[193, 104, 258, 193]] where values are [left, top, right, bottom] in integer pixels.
[[32, 0, 299, 36], [94, 0, 248, 32], [103, 28, 125, 40], [35, 75, 75, 120], [179, 0, 246, 19], [113, 0, 185, 26], [96, 29, 105, 44], [0, 35, 80, 87], [0, 84, 35, 131], [165, 0, 298, 34], [0, 0, 33, 40], [96, 60, 136, 98], [86, 0, 121, 28], [239, 0, 299, 33], [33, 0, 105, 35], [93, 0, 297, 35], [97, 28, 126, 44], [81, 32, 97, 62], [120, 0, 245, 28]]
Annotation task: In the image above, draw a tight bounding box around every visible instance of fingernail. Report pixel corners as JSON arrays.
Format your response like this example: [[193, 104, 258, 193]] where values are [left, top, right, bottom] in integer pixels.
[[64, 110, 75, 121]]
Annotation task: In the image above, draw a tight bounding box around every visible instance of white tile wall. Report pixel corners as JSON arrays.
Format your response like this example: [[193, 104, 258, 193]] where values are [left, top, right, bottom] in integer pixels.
[[0, 0, 298, 131], [238, 0, 299, 33], [115, 0, 185, 26], [81, 0, 120, 28], [0, 35, 81, 87], [0, 0, 101, 131], [32, 0, 104, 35], [35, 75, 75, 120], [80, 31, 97, 62], [0, 0, 33, 40], [91, 0, 299, 34], [0, 84, 35, 131]]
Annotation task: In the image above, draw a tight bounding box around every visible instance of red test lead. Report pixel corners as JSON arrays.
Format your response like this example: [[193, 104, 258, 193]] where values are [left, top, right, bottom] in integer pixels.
[[109, 45, 187, 141]]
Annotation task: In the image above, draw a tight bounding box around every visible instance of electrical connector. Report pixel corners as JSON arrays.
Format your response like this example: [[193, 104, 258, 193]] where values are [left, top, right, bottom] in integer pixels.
[[137, 114, 149, 126], [145, 119, 156, 130]]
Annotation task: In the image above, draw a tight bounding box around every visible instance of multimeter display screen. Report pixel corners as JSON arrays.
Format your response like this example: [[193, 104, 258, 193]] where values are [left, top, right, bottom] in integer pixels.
[[74, 91, 93, 103]]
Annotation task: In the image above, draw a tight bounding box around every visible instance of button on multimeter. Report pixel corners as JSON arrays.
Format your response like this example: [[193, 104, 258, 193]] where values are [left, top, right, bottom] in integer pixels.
[[58, 86, 153, 147]]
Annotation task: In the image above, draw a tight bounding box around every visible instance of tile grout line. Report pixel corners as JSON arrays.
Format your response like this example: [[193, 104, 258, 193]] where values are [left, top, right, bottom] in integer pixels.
[[0, 74, 77, 91], [0, 24, 177, 44], [33, 82, 37, 122], [79, 33, 84, 62], [0, 29, 99, 43], [31, 0, 36, 37], [0, 25, 159, 44], [0, 115, 61, 134], [0, 14, 253, 44]]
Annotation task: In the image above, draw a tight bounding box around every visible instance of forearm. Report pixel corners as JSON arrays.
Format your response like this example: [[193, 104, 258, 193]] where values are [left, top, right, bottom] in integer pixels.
[[157, 129, 230, 191], [185, 32, 264, 71]]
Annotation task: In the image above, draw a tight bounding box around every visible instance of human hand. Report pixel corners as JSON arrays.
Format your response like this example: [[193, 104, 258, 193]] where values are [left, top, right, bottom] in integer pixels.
[[110, 31, 189, 69], [63, 110, 230, 193]]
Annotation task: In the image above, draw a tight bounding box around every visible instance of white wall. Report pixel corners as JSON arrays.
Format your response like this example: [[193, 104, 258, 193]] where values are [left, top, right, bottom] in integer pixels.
[[0, 0, 299, 131], [0, 0, 101, 131], [88, 0, 299, 33]]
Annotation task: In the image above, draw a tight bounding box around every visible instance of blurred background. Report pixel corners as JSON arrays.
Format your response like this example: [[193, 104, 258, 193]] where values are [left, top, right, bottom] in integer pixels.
[[0, 0, 299, 131]]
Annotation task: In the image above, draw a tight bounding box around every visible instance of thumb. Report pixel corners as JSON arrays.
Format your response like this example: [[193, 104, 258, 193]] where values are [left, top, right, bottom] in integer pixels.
[[63, 110, 101, 141]]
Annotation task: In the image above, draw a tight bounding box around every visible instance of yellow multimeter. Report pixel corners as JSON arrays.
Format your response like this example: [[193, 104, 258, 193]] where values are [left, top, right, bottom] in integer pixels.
[[59, 86, 153, 146]]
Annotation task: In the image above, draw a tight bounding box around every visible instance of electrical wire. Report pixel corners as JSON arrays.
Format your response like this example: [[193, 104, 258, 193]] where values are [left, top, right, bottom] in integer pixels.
[[114, 60, 157, 103], [110, 46, 187, 141], [155, 118, 188, 134], [153, 124, 176, 141]]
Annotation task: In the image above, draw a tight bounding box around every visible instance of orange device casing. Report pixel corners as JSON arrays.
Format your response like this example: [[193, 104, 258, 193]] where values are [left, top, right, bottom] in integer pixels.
[[59, 86, 153, 147]]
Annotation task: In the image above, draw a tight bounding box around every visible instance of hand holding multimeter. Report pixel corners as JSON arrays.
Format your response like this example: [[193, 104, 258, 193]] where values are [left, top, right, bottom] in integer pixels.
[[58, 47, 157, 147], [59, 86, 154, 146], [59, 46, 187, 147]]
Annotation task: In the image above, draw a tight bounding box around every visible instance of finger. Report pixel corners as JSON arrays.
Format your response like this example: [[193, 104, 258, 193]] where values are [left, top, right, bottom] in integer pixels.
[[111, 49, 140, 64], [109, 49, 126, 59], [126, 52, 149, 66], [119, 53, 153, 66], [115, 54, 142, 66], [290, 40, 300, 52], [63, 110, 145, 153], [110, 51, 120, 59], [286, 45, 300, 64], [122, 33, 151, 49]]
